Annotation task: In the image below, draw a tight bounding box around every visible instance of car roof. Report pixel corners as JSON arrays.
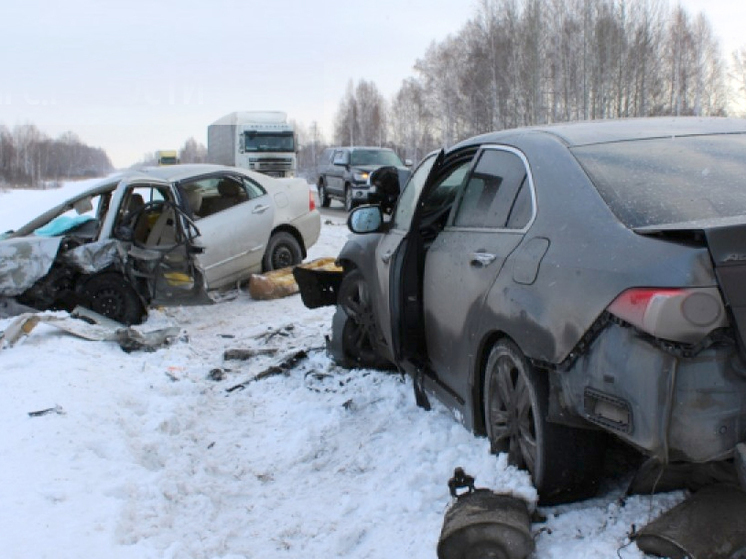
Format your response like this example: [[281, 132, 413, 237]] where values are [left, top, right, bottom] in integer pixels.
[[454, 117, 746, 149], [135, 164, 243, 182]]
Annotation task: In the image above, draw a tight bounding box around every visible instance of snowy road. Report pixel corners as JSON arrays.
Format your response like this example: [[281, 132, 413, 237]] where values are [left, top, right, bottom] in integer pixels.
[[0, 181, 683, 558]]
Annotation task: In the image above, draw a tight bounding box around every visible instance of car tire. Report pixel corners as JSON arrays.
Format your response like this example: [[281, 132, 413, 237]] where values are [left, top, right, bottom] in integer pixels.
[[483, 339, 604, 505], [318, 181, 330, 208], [334, 269, 390, 369], [344, 185, 355, 212], [262, 231, 303, 271], [81, 272, 145, 325]]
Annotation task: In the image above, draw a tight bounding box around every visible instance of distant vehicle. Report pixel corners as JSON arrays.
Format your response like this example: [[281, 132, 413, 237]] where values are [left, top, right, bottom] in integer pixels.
[[208, 112, 296, 178], [297, 117, 746, 505], [156, 150, 179, 165], [316, 147, 412, 211], [0, 164, 320, 324]]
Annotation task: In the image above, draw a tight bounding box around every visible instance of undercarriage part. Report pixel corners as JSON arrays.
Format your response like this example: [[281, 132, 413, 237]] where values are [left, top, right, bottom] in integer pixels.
[[437, 468, 534, 559], [627, 458, 738, 495], [634, 484, 746, 559]]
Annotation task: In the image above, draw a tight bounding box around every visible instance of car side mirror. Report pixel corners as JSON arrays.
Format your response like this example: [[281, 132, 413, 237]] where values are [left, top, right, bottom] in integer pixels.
[[348, 206, 383, 234], [404, 159, 413, 167]]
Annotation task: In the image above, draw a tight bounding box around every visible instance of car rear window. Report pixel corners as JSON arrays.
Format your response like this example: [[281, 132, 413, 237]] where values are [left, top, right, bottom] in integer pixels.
[[572, 134, 746, 228]]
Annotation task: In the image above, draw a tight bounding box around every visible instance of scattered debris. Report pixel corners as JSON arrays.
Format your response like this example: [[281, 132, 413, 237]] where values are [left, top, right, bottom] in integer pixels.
[[226, 349, 309, 393], [223, 347, 279, 361], [256, 324, 295, 342], [28, 405, 65, 418], [0, 306, 181, 352], [248, 257, 341, 301], [634, 484, 746, 558], [165, 366, 185, 382], [437, 468, 535, 559], [207, 368, 228, 382]]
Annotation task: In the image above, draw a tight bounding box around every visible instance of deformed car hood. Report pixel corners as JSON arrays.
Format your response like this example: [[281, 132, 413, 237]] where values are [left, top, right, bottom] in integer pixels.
[[0, 236, 62, 296]]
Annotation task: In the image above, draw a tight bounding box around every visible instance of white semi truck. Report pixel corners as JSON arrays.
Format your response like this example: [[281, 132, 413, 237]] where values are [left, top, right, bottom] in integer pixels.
[[207, 111, 296, 178]]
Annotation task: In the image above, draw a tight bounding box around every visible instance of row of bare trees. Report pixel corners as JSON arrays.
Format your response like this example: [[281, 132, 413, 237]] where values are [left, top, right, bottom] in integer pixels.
[[0, 125, 113, 188], [303, 0, 729, 173]]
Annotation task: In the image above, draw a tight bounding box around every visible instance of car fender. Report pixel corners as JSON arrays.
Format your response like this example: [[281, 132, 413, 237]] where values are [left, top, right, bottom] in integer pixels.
[[0, 236, 63, 296]]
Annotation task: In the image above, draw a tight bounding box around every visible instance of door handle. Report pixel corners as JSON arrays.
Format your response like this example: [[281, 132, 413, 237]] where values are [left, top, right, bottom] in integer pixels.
[[381, 250, 393, 264], [470, 251, 497, 267], [252, 205, 270, 214]]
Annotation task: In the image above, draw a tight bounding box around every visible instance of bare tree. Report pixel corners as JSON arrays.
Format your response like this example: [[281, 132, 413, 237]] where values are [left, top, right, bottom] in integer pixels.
[[179, 137, 207, 164]]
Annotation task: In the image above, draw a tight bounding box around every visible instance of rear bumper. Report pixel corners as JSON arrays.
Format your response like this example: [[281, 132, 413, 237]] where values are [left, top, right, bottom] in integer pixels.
[[560, 323, 746, 462]]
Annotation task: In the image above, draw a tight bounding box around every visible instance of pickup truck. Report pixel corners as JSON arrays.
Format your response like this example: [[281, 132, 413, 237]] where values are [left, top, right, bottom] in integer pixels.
[[316, 147, 411, 211]]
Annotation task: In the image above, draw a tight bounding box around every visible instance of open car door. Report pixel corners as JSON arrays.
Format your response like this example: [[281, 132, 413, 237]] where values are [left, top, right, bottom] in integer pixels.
[[388, 147, 478, 405], [106, 177, 211, 307]]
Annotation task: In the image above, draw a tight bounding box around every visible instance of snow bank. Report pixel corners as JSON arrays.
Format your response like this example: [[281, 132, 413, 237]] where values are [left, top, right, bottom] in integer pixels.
[[0, 181, 681, 558]]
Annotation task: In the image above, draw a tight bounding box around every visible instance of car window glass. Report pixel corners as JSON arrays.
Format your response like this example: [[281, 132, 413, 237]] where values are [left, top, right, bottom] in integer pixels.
[[453, 149, 530, 229], [332, 150, 348, 165], [506, 181, 532, 229], [392, 154, 438, 230], [242, 177, 266, 200], [573, 134, 746, 228], [421, 162, 470, 212], [183, 176, 249, 218]]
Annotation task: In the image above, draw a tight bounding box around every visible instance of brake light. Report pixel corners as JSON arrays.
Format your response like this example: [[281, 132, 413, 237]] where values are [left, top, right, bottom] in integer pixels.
[[607, 287, 727, 344], [309, 189, 316, 211]]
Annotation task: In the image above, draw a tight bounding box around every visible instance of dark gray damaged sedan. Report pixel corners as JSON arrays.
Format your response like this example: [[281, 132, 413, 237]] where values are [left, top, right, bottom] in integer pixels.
[[296, 117, 746, 504]]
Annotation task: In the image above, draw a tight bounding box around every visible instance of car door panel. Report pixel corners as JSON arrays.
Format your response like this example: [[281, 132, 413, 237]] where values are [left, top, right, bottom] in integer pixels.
[[194, 195, 274, 286], [423, 229, 523, 395], [420, 147, 536, 397]]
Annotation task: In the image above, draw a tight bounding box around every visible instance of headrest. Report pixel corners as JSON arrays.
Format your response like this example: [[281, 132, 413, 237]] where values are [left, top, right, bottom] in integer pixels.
[[218, 179, 241, 197]]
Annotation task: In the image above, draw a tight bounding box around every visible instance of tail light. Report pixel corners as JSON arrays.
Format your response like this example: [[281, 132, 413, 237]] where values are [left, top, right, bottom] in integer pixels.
[[309, 189, 316, 211], [607, 287, 727, 344]]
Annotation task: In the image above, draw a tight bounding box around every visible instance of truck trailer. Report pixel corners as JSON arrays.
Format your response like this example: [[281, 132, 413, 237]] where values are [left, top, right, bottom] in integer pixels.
[[207, 111, 296, 178]]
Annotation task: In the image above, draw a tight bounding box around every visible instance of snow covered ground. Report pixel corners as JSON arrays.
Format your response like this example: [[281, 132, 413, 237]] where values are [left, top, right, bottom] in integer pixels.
[[0, 179, 685, 558]]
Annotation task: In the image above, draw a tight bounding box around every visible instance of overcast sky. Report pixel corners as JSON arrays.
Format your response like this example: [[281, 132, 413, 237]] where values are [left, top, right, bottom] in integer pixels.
[[2, 0, 744, 168]]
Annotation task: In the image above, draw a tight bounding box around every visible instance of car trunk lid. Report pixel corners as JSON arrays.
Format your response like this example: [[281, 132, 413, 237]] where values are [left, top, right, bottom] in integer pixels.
[[637, 219, 746, 356]]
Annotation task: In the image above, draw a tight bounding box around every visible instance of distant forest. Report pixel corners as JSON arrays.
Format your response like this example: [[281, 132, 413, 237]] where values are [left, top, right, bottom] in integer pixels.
[[0, 124, 113, 188], [5, 0, 745, 185], [295, 0, 742, 176]]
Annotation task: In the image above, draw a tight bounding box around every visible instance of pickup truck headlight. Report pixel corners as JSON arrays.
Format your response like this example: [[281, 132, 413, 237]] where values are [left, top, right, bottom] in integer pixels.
[[353, 172, 370, 182]]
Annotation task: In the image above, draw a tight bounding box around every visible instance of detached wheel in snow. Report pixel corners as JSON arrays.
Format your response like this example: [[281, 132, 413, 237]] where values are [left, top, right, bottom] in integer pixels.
[[333, 269, 390, 369], [81, 272, 145, 325], [483, 339, 604, 505], [318, 181, 330, 208], [262, 231, 303, 271]]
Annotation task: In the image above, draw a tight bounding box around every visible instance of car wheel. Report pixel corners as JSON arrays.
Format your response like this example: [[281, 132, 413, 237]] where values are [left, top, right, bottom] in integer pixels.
[[344, 185, 355, 212], [334, 269, 390, 369], [318, 181, 330, 208], [483, 339, 604, 505], [262, 231, 303, 271], [81, 272, 145, 325]]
